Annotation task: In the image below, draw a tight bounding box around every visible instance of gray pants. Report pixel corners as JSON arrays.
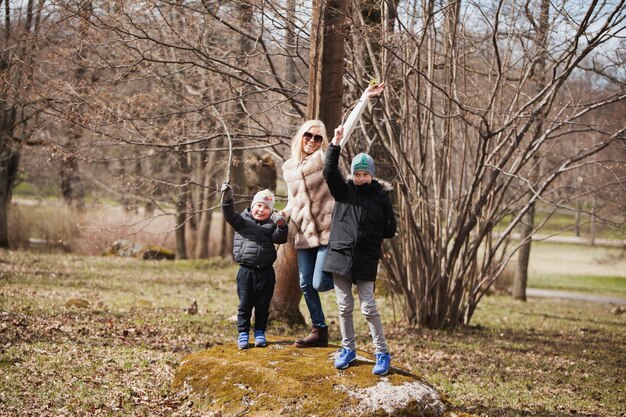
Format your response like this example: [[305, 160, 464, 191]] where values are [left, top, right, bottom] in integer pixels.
[[333, 273, 389, 354]]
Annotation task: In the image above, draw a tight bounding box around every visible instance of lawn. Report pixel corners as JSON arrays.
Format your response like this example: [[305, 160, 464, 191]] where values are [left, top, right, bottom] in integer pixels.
[[526, 241, 626, 296], [0, 249, 624, 416]]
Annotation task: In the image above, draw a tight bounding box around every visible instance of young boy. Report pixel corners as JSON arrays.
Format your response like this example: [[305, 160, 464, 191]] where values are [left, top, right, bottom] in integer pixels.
[[322, 127, 397, 376], [221, 183, 288, 349]]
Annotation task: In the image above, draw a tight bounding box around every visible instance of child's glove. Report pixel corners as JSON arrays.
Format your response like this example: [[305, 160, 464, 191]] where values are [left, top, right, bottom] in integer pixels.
[[221, 182, 233, 202], [271, 212, 286, 228]]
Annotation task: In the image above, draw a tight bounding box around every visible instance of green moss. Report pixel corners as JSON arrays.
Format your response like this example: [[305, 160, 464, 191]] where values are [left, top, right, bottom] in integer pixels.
[[172, 338, 431, 416]]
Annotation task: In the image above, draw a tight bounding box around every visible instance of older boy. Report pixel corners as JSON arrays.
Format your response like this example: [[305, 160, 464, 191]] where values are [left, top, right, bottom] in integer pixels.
[[323, 129, 397, 376]]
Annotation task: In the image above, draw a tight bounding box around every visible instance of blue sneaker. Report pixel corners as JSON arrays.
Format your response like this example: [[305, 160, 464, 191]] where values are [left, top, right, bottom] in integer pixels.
[[237, 332, 249, 350], [372, 352, 391, 376], [334, 348, 356, 369], [254, 330, 267, 347]]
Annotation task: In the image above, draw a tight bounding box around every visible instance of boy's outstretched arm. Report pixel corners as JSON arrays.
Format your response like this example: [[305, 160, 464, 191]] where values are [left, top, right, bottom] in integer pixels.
[[221, 182, 244, 231], [323, 126, 349, 200], [339, 82, 385, 147]]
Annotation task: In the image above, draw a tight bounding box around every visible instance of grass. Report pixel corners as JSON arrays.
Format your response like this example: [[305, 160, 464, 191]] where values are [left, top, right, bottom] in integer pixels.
[[529, 274, 626, 295], [0, 249, 625, 416], [525, 241, 626, 296], [534, 207, 625, 241]]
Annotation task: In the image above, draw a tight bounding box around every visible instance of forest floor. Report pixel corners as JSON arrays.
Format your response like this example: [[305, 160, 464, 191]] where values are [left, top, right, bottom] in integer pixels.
[[1, 249, 624, 417]]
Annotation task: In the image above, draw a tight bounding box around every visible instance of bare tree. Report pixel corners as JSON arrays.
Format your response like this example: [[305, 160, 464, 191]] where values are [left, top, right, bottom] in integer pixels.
[[512, 0, 550, 301], [307, 0, 347, 129], [267, 0, 304, 325], [270, 0, 347, 325], [350, 0, 625, 328], [27, 1, 309, 253]]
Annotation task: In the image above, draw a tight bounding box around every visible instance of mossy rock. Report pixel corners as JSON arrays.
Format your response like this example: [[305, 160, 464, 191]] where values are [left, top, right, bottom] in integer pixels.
[[101, 239, 175, 260], [142, 245, 175, 260], [172, 338, 445, 416]]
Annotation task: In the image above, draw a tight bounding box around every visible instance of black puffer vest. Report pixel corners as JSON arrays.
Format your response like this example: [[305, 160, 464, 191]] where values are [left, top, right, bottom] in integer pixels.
[[222, 201, 288, 268]]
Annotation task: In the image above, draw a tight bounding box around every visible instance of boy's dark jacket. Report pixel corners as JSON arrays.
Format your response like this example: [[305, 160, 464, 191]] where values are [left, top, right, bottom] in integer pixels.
[[222, 200, 288, 268], [322, 144, 396, 280]]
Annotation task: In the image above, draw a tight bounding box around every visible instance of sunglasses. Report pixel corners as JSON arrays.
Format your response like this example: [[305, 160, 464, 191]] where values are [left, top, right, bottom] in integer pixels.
[[303, 131, 324, 143]]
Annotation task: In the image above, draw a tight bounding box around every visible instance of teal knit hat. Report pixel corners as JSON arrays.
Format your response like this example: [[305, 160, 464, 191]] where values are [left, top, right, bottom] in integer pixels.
[[351, 153, 375, 177]]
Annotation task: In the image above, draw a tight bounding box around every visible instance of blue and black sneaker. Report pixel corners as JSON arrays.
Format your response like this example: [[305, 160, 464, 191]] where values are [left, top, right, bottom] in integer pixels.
[[334, 347, 356, 369], [237, 332, 249, 350], [372, 352, 391, 376], [254, 330, 267, 347]]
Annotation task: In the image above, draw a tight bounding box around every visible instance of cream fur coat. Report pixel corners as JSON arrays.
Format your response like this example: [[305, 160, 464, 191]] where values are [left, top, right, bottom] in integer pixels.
[[282, 152, 334, 249]]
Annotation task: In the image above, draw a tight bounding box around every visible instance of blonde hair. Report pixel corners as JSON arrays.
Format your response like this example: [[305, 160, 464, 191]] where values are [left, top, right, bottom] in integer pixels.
[[290, 119, 329, 161]]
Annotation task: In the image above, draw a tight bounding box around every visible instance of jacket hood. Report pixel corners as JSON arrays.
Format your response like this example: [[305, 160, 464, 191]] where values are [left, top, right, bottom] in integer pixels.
[[347, 176, 394, 192]]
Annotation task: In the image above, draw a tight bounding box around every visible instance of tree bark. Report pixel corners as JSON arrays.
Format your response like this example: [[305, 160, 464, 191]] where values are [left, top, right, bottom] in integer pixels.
[[269, 230, 305, 326], [194, 152, 216, 259], [0, 142, 18, 248], [512, 0, 550, 301], [60, 154, 85, 211], [306, 0, 346, 129], [0, 0, 42, 247], [272, 0, 346, 325], [513, 202, 535, 301], [590, 195, 597, 246], [175, 149, 190, 259]]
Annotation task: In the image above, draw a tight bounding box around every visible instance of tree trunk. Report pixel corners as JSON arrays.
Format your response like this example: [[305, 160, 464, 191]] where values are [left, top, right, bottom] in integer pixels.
[[590, 195, 597, 246], [175, 149, 190, 259], [60, 154, 85, 211], [511, 0, 550, 301], [575, 199, 582, 237], [272, 0, 346, 325], [0, 0, 42, 248], [269, 231, 305, 326], [194, 152, 217, 259], [513, 202, 535, 301], [59, 2, 92, 212], [0, 143, 19, 248], [306, 0, 346, 129], [284, 0, 297, 86]]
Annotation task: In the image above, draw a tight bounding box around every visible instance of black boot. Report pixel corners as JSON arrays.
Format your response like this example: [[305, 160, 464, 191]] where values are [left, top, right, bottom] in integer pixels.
[[294, 326, 328, 348]]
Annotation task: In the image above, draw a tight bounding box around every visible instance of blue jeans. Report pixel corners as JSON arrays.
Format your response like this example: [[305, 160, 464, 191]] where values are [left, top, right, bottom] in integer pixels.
[[297, 246, 334, 328]]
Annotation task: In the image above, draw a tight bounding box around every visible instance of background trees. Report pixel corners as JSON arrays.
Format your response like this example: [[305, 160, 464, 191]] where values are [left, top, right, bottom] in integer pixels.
[[21, 1, 311, 254], [4, 0, 624, 328], [363, 0, 625, 328], [0, 0, 48, 247]]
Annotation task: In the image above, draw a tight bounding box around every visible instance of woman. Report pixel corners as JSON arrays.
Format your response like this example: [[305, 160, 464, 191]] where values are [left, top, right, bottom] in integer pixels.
[[281, 120, 335, 347]]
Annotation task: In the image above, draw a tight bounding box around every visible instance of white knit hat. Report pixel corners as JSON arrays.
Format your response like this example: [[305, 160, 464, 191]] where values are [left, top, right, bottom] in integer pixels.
[[251, 189, 275, 211]]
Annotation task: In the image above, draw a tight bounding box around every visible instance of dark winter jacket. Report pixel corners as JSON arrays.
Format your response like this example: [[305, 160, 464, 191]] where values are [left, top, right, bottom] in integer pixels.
[[222, 200, 288, 268], [322, 144, 396, 280]]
